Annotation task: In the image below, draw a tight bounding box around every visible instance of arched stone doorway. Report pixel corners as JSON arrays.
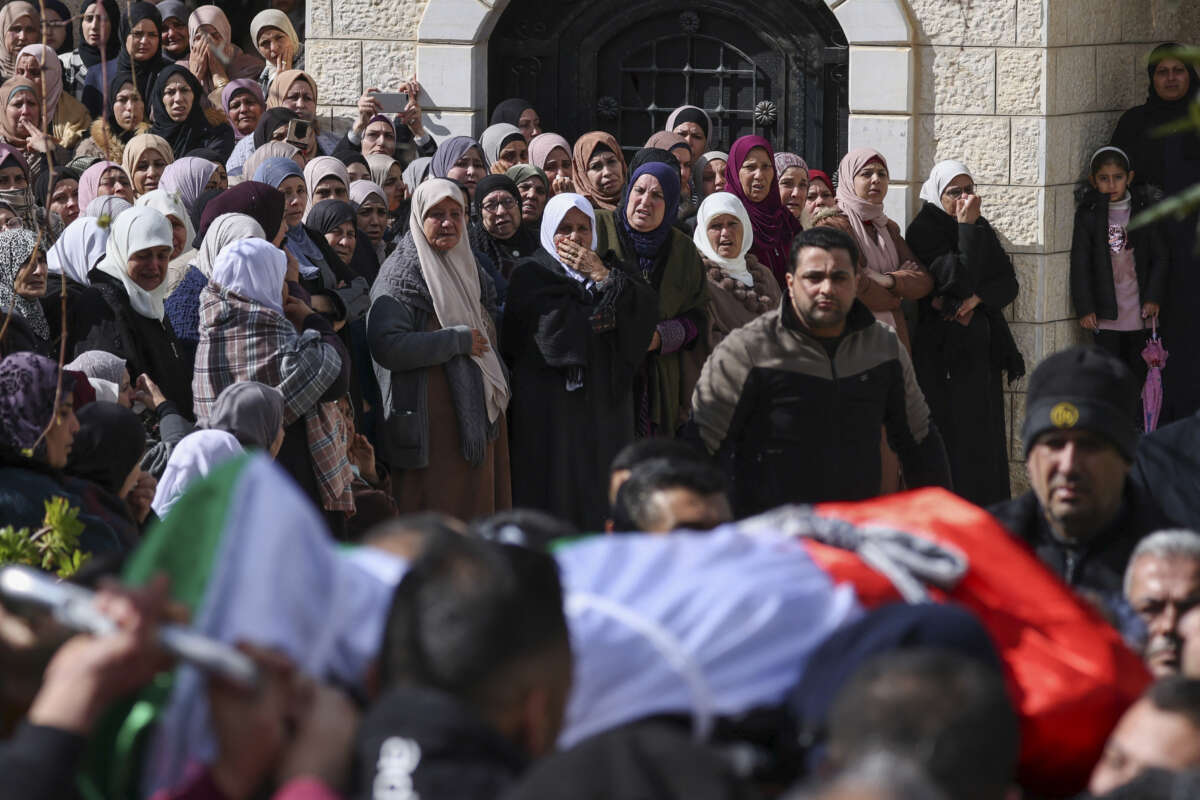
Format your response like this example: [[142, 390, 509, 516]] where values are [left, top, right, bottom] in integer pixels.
[[486, 0, 848, 164]]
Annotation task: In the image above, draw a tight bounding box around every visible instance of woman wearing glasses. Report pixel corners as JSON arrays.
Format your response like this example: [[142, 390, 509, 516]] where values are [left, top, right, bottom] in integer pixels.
[[905, 159, 1024, 506], [470, 174, 538, 280]]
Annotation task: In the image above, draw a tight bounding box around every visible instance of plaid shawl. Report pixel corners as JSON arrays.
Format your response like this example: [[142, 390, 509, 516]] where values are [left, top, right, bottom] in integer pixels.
[[192, 282, 354, 512]]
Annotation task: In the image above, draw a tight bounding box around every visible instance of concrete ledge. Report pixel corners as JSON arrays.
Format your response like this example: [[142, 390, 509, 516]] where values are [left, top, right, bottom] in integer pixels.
[[419, 0, 494, 42]]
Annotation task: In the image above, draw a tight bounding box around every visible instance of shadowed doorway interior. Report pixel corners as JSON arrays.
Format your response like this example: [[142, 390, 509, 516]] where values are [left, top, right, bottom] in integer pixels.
[[488, 0, 848, 165]]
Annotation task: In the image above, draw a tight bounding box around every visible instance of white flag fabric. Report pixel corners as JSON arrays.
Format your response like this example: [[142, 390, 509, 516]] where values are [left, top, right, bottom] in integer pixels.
[[556, 527, 862, 747]]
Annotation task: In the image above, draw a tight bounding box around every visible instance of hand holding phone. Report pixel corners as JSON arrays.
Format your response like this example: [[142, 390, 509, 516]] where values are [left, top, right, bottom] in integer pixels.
[[368, 92, 409, 114]]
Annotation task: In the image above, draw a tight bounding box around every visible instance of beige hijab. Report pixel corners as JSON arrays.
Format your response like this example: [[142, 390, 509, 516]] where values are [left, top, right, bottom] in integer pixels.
[[0, 3, 37, 78], [410, 178, 509, 423]]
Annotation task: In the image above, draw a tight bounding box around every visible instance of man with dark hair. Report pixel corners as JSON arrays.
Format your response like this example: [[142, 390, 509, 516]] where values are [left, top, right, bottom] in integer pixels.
[[989, 346, 1174, 596], [826, 648, 1020, 800], [1089, 677, 1200, 796], [352, 532, 572, 800], [691, 226, 950, 515], [609, 456, 732, 533], [607, 437, 709, 506]]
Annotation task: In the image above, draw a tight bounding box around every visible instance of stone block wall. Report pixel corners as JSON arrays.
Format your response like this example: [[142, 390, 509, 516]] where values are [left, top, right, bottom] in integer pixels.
[[305, 0, 1200, 492]]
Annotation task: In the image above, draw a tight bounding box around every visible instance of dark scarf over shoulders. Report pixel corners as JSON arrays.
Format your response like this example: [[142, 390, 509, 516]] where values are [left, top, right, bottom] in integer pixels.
[[149, 65, 227, 159]]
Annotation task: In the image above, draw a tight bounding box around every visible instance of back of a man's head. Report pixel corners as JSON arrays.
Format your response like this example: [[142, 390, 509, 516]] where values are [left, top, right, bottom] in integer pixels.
[[611, 456, 731, 533], [379, 531, 571, 720], [827, 648, 1018, 800], [609, 438, 708, 504]]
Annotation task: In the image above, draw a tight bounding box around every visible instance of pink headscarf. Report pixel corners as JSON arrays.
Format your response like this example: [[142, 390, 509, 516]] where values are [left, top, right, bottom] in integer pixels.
[[78, 161, 125, 210], [528, 132, 571, 171], [16, 44, 61, 124], [188, 5, 233, 48], [723, 135, 802, 287], [835, 148, 899, 275]]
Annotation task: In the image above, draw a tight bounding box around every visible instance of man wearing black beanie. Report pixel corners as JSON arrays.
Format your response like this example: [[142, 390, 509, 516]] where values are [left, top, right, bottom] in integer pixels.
[[989, 345, 1174, 600]]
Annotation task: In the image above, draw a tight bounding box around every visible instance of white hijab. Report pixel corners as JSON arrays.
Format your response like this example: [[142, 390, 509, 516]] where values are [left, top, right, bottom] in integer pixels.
[[192, 213, 266, 279], [136, 189, 196, 258], [410, 178, 510, 423], [210, 238, 287, 314], [95, 206, 175, 320], [47, 217, 110, 285], [919, 160, 972, 207], [151, 430, 245, 518], [539, 192, 597, 285], [692, 192, 755, 287]]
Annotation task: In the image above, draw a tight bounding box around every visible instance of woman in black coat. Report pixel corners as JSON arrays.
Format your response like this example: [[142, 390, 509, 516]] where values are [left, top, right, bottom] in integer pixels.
[[1112, 43, 1200, 421], [502, 192, 659, 529], [79, 205, 194, 418], [906, 161, 1024, 507]]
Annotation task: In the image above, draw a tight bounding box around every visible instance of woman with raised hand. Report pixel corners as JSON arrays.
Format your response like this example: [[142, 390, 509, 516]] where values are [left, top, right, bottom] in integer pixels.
[[14, 44, 91, 150], [0, 77, 65, 182], [250, 8, 303, 95], [368, 177, 511, 518], [502, 192, 658, 528], [184, 5, 264, 99], [529, 132, 573, 196], [906, 159, 1023, 506]]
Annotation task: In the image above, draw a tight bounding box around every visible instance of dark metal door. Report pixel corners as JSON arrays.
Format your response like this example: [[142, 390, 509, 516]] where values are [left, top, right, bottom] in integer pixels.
[[488, 0, 847, 168]]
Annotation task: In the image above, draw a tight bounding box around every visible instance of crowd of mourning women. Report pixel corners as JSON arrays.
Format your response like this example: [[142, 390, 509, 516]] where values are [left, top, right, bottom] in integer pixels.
[[3, 0, 1200, 796]]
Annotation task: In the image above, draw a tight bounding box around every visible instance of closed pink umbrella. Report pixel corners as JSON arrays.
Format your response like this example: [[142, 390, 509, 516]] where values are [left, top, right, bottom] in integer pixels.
[[1142, 317, 1168, 432]]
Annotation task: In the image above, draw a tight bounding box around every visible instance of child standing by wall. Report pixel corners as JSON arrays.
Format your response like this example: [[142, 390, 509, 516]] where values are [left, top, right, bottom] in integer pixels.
[[1070, 146, 1169, 385]]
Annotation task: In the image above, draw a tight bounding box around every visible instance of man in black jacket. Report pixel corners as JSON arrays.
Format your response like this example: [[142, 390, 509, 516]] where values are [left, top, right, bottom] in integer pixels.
[[989, 346, 1174, 601], [691, 226, 950, 516], [352, 532, 572, 800]]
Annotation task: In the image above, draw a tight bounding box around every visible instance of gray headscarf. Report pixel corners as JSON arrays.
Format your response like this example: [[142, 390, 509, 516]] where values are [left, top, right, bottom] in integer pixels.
[[199, 381, 285, 450], [0, 228, 48, 341], [66, 350, 127, 384]]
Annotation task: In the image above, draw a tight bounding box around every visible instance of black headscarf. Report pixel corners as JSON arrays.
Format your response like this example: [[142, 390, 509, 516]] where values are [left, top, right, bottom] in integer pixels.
[[34, 163, 79, 207], [305, 199, 356, 235], [490, 97, 533, 127], [470, 173, 538, 277], [102, 69, 142, 144], [78, 0, 121, 67], [1144, 43, 1200, 112], [253, 107, 298, 149], [1113, 42, 1200, 194], [66, 402, 146, 495], [628, 147, 681, 181], [149, 65, 214, 159], [116, 2, 170, 104], [336, 148, 368, 172], [42, 0, 74, 53]]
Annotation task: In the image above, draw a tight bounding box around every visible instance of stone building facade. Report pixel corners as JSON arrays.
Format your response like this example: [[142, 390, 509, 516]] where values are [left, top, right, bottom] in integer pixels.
[[305, 0, 1200, 486]]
